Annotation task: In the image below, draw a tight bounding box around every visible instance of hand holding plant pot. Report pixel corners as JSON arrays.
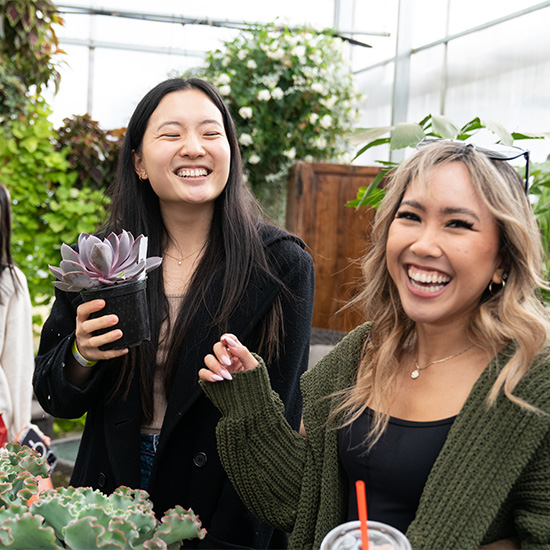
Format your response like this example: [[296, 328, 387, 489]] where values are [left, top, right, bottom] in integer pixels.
[[49, 230, 162, 350]]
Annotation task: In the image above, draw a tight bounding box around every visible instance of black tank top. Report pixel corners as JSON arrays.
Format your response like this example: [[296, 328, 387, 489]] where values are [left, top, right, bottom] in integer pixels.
[[339, 408, 456, 534]]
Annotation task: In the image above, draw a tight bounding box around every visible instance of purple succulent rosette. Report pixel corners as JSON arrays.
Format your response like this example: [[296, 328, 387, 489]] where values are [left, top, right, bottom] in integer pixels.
[[49, 230, 162, 292]]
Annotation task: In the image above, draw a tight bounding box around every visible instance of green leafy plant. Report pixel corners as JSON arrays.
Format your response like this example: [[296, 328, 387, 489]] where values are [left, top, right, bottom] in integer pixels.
[[0, 443, 206, 549], [0, 0, 65, 94], [347, 114, 538, 209], [0, 100, 109, 315], [54, 114, 123, 191], [525, 160, 550, 304], [190, 23, 362, 222]]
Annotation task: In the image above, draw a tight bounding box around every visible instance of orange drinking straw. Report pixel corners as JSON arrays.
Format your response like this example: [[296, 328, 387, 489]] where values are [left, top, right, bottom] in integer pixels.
[[356, 480, 369, 550]]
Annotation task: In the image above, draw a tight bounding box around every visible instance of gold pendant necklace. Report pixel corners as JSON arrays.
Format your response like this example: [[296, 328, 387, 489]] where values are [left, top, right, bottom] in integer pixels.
[[411, 345, 474, 379], [163, 246, 204, 266]]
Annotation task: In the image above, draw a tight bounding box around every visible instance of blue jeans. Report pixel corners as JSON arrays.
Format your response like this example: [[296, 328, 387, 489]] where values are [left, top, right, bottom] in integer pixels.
[[140, 433, 160, 491]]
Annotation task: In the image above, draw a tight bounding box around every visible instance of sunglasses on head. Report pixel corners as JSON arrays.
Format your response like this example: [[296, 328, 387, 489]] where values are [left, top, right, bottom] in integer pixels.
[[416, 137, 530, 195]]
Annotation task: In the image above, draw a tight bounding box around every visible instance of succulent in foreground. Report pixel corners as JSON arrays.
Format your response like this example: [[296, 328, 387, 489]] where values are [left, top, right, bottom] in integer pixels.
[[0, 443, 206, 549], [49, 230, 162, 292]]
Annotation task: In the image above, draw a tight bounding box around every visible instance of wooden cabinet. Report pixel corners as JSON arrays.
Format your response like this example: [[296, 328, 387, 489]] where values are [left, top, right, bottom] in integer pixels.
[[286, 161, 382, 333]]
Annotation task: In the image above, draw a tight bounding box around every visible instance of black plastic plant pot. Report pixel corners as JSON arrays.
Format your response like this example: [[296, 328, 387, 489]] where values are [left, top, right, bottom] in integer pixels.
[[80, 278, 150, 351]]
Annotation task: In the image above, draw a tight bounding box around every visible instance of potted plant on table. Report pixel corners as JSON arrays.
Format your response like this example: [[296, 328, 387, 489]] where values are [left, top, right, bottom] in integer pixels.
[[0, 443, 206, 548], [49, 230, 162, 350]]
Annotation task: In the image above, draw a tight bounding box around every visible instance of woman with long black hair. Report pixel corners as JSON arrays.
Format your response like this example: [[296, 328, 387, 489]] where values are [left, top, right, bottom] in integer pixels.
[[34, 78, 314, 549]]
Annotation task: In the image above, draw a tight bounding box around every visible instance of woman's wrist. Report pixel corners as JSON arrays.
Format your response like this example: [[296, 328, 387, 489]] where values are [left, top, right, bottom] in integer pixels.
[[71, 338, 97, 368]]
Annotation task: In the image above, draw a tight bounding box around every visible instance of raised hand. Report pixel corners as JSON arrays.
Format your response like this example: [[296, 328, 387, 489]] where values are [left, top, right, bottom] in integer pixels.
[[200, 334, 259, 382]]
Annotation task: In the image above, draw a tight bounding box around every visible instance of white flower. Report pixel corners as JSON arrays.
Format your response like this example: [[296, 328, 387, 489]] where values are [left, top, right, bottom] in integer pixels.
[[239, 133, 254, 146], [257, 89, 271, 101], [267, 48, 285, 60], [237, 49, 248, 60], [309, 113, 319, 124], [311, 82, 326, 94], [310, 51, 323, 65], [291, 45, 306, 58], [238, 106, 253, 119], [222, 57, 231, 67], [271, 87, 284, 100], [247, 59, 257, 70], [320, 115, 333, 129], [261, 75, 279, 89], [283, 148, 296, 160], [219, 85, 231, 96], [218, 73, 231, 85], [249, 154, 261, 165], [313, 136, 327, 149], [321, 96, 338, 109]]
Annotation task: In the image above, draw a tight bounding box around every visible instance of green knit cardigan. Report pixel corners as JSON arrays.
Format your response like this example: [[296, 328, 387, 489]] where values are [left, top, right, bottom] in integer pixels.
[[201, 323, 550, 549]]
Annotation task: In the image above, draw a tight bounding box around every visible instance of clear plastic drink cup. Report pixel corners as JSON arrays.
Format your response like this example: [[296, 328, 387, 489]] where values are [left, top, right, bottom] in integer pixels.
[[320, 520, 412, 550]]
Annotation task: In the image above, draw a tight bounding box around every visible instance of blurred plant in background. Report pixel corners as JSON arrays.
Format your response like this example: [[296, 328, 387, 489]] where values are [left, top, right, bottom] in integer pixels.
[[190, 23, 362, 223], [0, 101, 111, 319], [54, 114, 123, 191], [0, 0, 65, 112], [0, 2, 121, 322]]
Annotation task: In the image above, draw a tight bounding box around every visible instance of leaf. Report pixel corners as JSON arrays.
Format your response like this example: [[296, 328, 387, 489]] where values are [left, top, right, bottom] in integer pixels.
[[153, 506, 206, 545], [20, 137, 39, 153], [347, 188, 386, 209], [390, 123, 425, 150], [479, 118, 514, 145], [61, 271, 94, 289], [430, 114, 460, 139], [89, 242, 114, 275], [349, 126, 394, 146], [352, 137, 391, 162], [62, 517, 114, 550], [458, 117, 484, 137], [511, 131, 546, 141], [354, 170, 388, 209], [0, 512, 60, 549]]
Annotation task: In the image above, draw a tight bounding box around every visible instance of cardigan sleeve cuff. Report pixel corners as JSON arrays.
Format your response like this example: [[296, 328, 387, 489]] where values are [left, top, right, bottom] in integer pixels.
[[200, 355, 286, 418]]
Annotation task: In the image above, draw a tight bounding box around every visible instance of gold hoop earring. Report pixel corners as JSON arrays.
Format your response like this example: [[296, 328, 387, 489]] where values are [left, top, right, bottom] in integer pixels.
[[488, 279, 506, 295], [138, 172, 147, 181]]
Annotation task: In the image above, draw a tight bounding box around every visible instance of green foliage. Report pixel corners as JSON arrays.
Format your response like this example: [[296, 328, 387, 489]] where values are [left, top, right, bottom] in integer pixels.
[[0, 443, 206, 549], [52, 415, 86, 437], [0, 61, 30, 121], [54, 114, 123, 190], [0, 0, 65, 94], [525, 161, 550, 303], [347, 114, 539, 209], [190, 23, 362, 222], [0, 100, 109, 312]]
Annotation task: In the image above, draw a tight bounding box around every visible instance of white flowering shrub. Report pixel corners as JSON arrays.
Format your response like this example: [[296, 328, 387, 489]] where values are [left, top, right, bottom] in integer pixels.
[[190, 24, 362, 222]]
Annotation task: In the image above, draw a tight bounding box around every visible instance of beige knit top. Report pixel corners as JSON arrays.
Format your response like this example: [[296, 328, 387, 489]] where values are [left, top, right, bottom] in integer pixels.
[[141, 294, 184, 434]]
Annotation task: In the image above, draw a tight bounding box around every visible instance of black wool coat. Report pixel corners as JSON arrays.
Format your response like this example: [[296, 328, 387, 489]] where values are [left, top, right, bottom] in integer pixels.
[[34, 225, 315, 549]]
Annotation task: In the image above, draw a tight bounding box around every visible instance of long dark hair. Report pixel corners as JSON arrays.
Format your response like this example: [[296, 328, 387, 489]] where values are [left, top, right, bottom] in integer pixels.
[[103, 78, 283, 421], [0, 184, 20, 302]]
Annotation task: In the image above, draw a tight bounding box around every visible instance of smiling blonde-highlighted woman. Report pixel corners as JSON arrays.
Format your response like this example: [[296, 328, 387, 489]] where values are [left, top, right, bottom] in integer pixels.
[[200, 140, 550, 549]]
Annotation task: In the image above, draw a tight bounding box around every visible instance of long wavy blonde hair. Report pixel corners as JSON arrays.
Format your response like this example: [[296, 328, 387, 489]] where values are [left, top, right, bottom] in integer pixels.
[[335, 140, 550, 446]]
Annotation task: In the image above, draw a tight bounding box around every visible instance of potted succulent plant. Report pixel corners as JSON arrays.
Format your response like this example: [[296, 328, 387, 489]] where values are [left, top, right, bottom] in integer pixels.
[[49, 230, 162, 350], [0, 442, 206, 548]]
